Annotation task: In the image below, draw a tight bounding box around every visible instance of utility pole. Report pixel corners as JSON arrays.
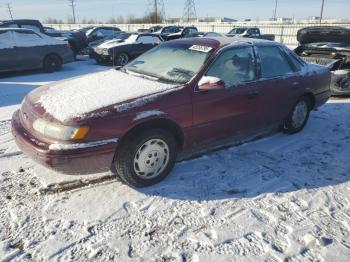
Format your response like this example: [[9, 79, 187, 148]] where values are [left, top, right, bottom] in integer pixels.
[[147, 0, 165, 23], [183, 0, 197, 23], [319, 0, 325, 24], [6, 3, 14, 20], [154, 0, 158, 23], [272, 0, 278, 21], [68, 0, 76, 24]]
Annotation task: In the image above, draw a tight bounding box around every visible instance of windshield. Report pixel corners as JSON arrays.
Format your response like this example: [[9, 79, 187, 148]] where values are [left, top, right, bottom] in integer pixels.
[[228, 28, 247, 35], [124, 44, 214, 84]]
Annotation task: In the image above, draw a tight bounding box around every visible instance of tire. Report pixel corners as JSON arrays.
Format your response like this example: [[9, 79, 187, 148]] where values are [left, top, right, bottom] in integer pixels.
[[283, 96, 311, 134], [43, 54, 62, 73], [115, 52, 129, 66], [113, 129, 178, 188]]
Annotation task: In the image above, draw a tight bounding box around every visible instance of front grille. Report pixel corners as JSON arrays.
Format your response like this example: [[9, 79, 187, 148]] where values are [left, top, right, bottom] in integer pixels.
[[302, 56, 338, 67]]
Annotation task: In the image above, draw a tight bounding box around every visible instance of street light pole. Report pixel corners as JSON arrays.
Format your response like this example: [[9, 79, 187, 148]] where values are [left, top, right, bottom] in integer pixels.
[[319, 0, 325, 24]]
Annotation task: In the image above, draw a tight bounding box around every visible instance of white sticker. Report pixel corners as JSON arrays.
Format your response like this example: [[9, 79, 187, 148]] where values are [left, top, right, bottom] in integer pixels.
[[189, 45, 213, 53]]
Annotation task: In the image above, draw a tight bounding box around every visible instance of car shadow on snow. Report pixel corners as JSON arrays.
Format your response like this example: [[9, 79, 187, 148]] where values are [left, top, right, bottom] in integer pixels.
[[141, 101, 350, 201], [0, 57, 109, 107]]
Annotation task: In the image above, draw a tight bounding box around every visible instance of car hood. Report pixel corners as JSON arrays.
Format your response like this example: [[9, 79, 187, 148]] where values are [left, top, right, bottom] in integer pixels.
[[98, 35, 138, 49], [28, 69, 178, 123], [297, 26, 350, 45]]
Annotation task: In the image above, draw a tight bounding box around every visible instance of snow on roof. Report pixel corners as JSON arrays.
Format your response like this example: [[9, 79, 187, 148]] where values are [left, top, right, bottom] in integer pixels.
[[37, 69, 178, 122]]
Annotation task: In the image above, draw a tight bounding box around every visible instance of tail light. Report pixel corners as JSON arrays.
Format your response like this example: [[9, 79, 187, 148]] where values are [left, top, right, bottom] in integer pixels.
[[66, 43, 72, 49]]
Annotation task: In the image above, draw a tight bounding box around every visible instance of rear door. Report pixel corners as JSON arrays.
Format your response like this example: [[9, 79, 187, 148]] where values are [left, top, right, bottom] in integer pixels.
[[0, 30, 19, 71], [192, 46, 262, 145], [254, 45, 304, 127], [12, 30, 46, 69]]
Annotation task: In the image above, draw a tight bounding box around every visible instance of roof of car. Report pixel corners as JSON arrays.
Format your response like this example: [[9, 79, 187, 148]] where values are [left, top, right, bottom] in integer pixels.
[[0, 27, 35, 33], [167, 36, 277, 49]]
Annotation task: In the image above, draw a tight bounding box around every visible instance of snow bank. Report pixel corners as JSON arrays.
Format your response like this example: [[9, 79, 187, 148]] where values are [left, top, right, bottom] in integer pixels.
[[38, 70, 177, 122]]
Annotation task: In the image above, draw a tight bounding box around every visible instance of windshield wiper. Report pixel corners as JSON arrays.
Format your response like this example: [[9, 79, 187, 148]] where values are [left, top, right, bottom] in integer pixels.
[[125, 69, 160, 81]]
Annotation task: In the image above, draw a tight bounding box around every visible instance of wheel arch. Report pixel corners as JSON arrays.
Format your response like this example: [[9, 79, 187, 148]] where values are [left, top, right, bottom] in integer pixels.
[[303, 92, 316, 110], [118, 118, 185, 151]]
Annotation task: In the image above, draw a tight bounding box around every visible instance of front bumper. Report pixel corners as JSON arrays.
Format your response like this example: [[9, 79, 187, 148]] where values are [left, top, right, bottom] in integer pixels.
[[330, 70, 350, 96], [11, 110, 118, 175]]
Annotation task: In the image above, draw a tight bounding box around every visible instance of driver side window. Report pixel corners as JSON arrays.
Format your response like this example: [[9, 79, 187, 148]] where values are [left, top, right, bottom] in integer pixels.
[[206, 47, 256, 87]]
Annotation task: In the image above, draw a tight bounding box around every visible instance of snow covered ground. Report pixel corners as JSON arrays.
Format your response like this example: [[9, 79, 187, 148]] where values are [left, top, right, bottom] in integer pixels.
[[1, 57, 350, 261]]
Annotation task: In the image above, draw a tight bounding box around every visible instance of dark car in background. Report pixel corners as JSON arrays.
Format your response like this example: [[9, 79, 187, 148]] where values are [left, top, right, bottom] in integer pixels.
[[12, 37, 331, 187], [0, 19, 87, 55], [88, 32, 130, 58], [0, 28, 74, 73], [226, 27, 275, 41], [154, 26, 183, 40], [166, 26, 203, 41], [93, 33, 163, 65], [295, 26, 350, 96], [85, 26, 121, 44]]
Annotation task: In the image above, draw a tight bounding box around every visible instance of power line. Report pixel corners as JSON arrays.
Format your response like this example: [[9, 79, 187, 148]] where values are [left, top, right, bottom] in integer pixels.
[[183, 0, 197, 23], [68, 0, 76, 24], [6, 3, 14, 20]]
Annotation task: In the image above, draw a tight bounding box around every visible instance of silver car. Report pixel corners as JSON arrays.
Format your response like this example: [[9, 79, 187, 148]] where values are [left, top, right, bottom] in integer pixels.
[[0, 28, 74, 73]]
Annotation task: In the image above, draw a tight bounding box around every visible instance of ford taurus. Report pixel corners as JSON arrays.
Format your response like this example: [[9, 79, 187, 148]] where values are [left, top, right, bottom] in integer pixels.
[[12, 37, 331, 187]]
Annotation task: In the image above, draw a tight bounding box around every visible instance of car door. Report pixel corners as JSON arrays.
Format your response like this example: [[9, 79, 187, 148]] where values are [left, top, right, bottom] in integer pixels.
[[254, 45, 304, 128], [134, 35, 156, 56], [0, 30, 19, 71], [191, 46, 262, 146], [12, 30, 45, 70]]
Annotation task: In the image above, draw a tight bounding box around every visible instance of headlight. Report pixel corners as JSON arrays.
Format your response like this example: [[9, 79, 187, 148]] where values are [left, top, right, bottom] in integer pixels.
[[102, 48, 110, 55], [33, 119, 89, 141]]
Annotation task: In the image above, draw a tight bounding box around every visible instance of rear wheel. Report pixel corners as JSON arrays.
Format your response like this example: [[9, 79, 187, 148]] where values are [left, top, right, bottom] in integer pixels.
[[113, 129, 178, 188], [43, 54, 62, 73], [283, 96, 311, 134]]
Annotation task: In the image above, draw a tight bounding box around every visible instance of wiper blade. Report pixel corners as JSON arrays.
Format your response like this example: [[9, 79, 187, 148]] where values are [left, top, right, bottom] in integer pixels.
[[125, 69, 159, 81]]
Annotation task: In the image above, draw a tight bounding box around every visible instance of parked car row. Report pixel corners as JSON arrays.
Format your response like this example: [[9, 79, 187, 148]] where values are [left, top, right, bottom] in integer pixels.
[[1, 20, 349, 96]]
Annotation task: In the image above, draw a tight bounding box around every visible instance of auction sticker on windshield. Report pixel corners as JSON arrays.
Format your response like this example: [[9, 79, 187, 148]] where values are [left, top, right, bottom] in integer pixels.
[[189, 45, 213, 53]]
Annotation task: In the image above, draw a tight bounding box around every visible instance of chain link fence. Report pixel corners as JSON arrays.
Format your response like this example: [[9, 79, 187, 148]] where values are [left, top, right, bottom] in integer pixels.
[[46, 22, 350, 48]]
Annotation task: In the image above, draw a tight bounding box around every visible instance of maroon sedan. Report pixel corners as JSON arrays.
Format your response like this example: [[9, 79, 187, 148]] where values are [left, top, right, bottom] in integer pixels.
[[12, 37, 331, 187]]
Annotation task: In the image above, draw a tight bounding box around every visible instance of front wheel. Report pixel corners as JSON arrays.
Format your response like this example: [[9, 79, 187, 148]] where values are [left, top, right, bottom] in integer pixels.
[[115, 52, 129, 66], [283, 96, 311, 134], [113, 129, 178, 188]]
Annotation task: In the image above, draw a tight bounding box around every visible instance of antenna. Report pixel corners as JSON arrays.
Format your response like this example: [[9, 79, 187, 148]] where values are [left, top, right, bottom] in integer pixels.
[[6, 3, 14, 20], [68, 0, 76, 24], [147, 0, 165, 23], [183, 0, 197, 23]]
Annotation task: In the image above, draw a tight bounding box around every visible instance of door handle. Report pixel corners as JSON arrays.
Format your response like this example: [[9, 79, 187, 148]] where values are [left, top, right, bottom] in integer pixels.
[[292, 81, 300, 87], [247, 91, 260, 99]]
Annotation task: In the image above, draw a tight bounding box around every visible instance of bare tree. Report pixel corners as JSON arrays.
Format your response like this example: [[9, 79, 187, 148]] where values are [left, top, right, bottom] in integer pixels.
[[6, 3, 14, 20]]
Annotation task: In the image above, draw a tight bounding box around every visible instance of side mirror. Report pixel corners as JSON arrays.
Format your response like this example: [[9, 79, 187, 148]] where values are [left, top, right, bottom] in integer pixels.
[[198, 76, 225, 91]]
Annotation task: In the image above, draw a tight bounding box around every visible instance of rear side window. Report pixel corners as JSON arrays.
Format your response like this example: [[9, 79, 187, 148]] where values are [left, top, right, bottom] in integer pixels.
[[13, 31, 42, 46], [257, 46, 294, 79], [21, 24, 41, 33], [206, 47, 256, 87], [137, 36, 154, 44], [0, 31, 15, 49]]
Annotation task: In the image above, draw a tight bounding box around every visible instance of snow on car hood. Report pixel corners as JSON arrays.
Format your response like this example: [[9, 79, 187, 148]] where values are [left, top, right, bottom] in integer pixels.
[[36, 69, 177, 122], [98, 35, 138, 49]]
